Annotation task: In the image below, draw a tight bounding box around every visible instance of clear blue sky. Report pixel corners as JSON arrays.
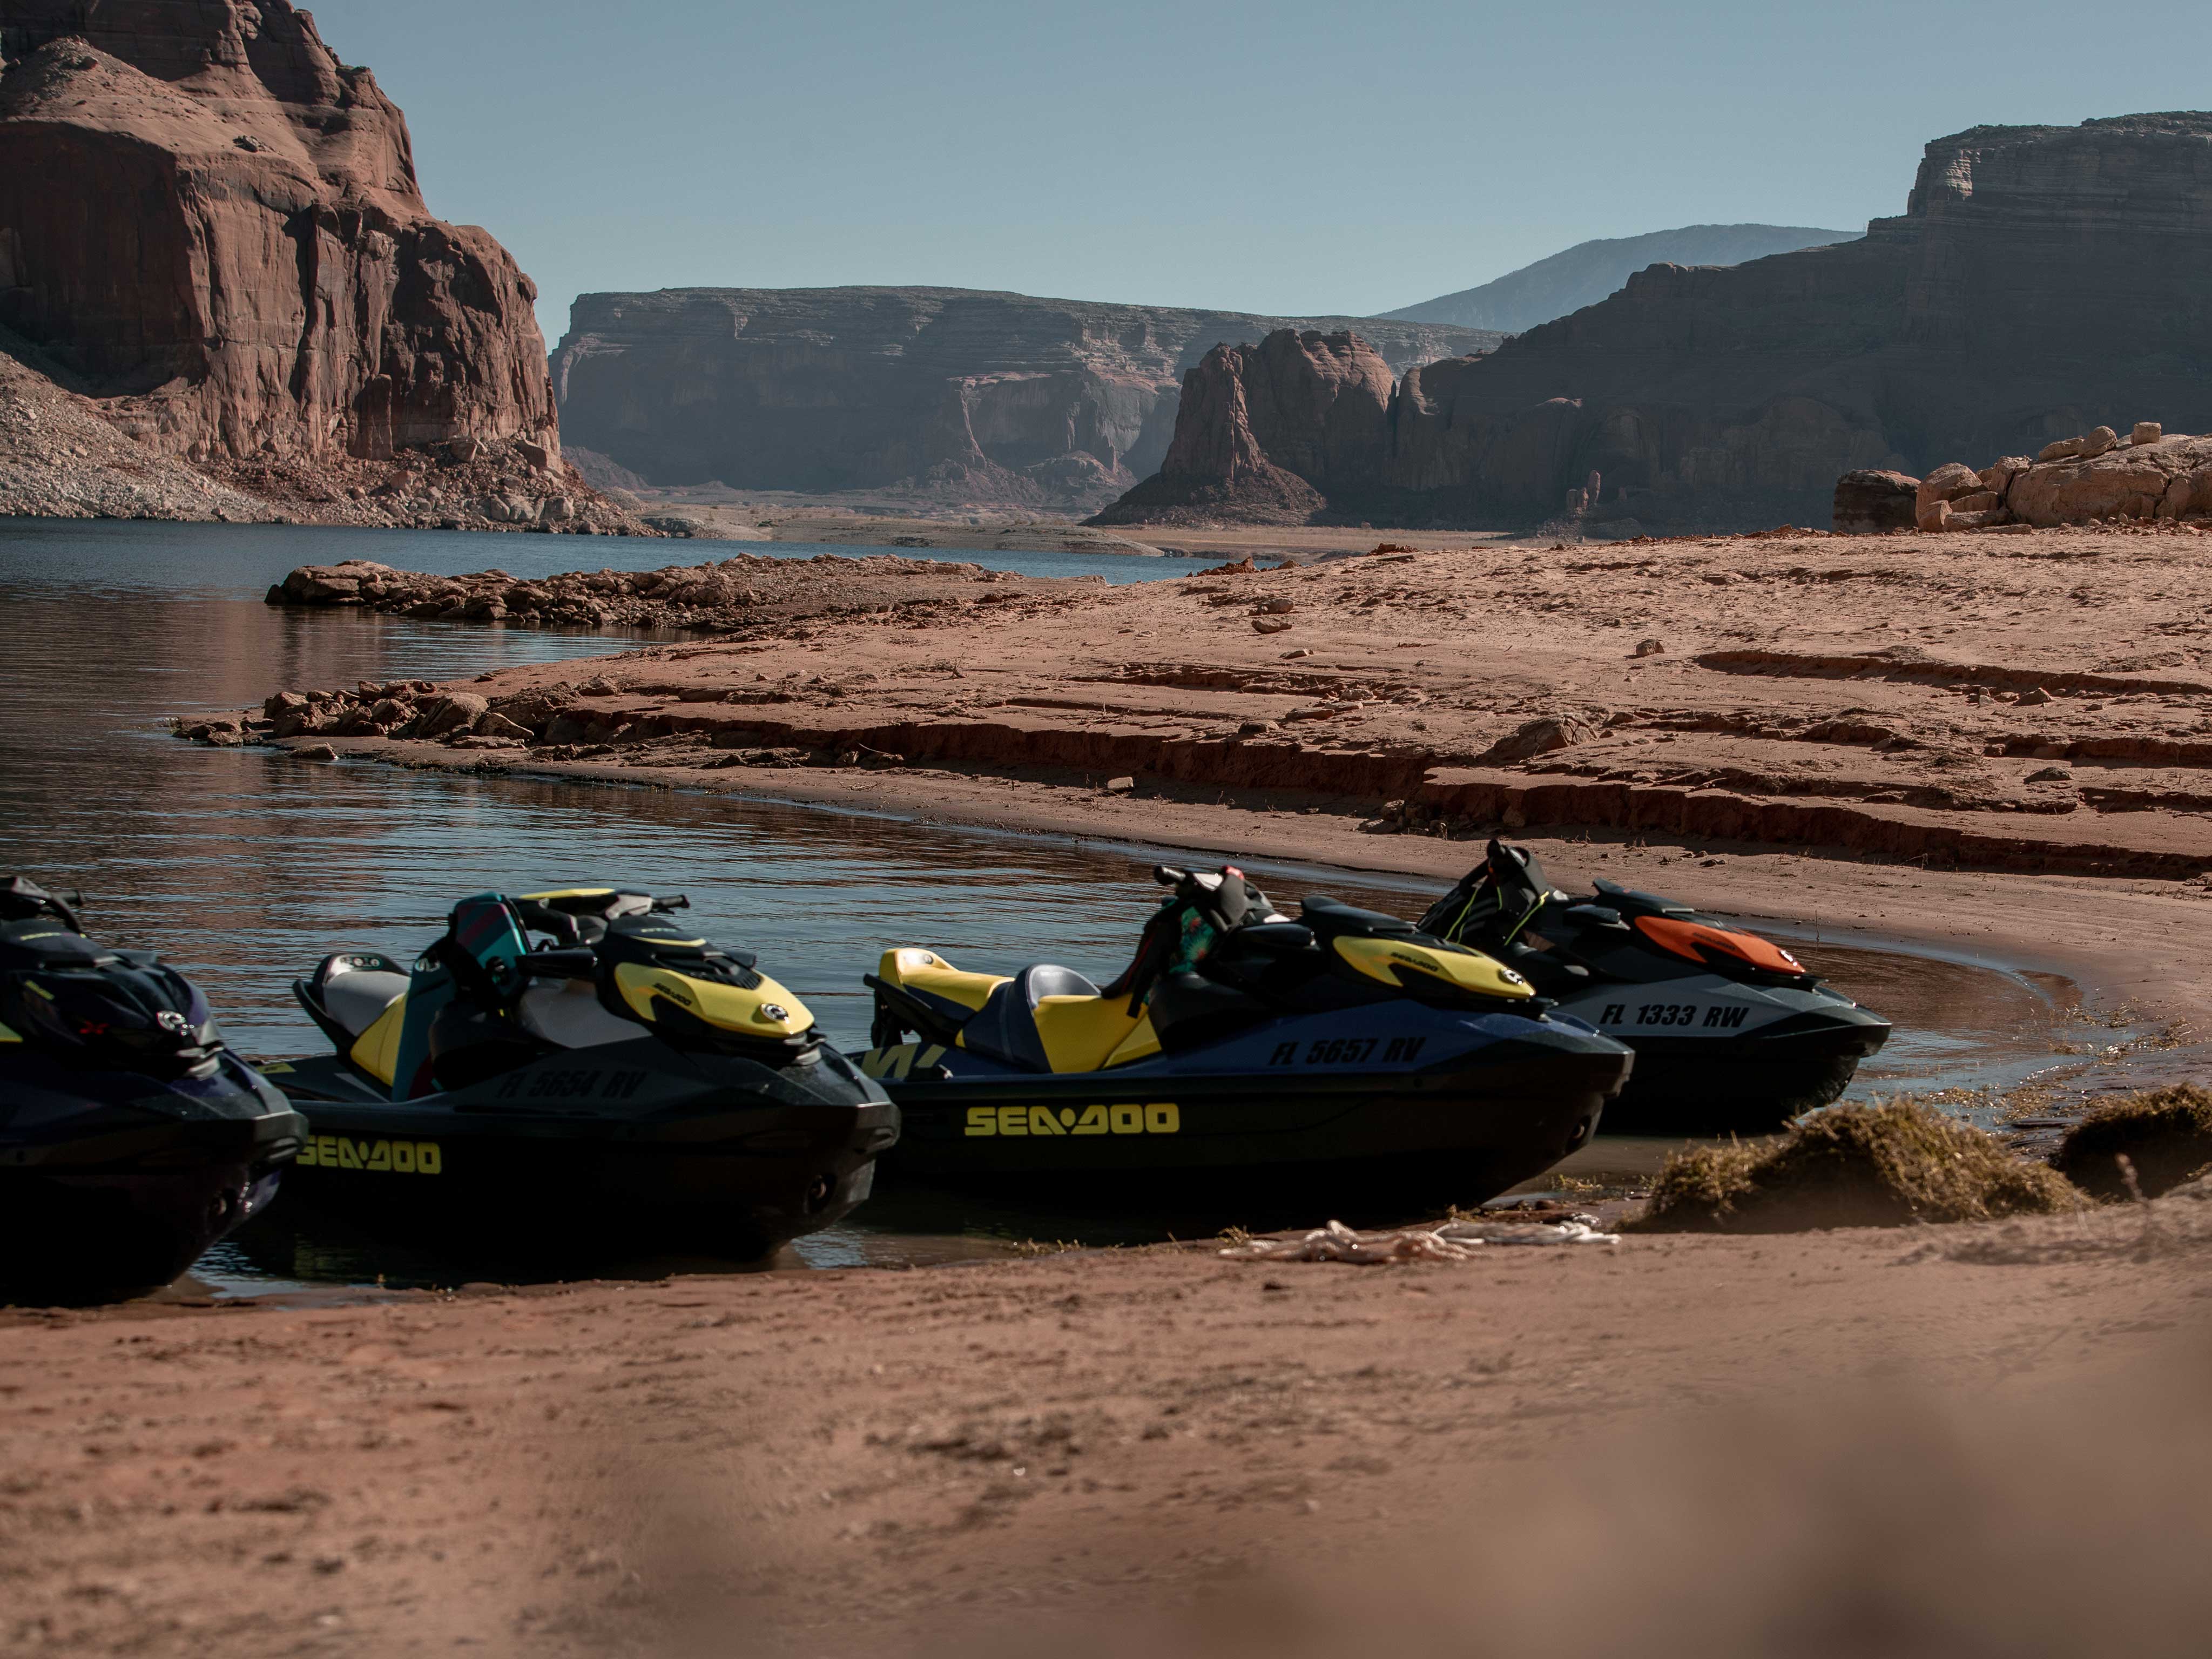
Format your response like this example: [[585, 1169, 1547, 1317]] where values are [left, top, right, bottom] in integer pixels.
[[310, 0, 2212, 345]]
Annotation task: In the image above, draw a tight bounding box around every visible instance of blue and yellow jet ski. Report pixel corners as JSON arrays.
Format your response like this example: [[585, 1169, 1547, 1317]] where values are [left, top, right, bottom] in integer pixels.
[[2, 877, 305, 1302], [272, 889, 897, 1259], [1419, 840, 1891, 1134], [856, 865, 1633, 1213]]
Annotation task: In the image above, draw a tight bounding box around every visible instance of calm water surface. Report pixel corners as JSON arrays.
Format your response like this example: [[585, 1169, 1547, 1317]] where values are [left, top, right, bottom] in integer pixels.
[[0, 519, 2081, 1292]]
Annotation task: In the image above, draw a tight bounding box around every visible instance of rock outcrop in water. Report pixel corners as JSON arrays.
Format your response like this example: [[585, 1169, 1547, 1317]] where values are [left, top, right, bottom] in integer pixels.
[[549, 287, 1501, 515], [0, 0, 640, 531], [1095, 113, 2212, 532]]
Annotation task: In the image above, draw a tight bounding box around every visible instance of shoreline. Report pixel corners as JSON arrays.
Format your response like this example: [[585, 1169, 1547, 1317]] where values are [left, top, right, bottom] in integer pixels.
[[255, 732, 2207, 1109]]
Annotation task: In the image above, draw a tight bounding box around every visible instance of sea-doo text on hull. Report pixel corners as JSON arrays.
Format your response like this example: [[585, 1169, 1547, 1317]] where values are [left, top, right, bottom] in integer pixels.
[[1419, 841, 1891, 1135], [1, 878, 305, 1302], [275, 888, 897, 1259], [857, 865, 1632, 1220]]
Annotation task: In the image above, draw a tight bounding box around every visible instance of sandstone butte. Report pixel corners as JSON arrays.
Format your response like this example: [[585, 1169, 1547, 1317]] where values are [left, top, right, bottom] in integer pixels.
[[1093, 113, 2212, 535], [0, 0, 640, 533], [549, 287, 1502, 518]]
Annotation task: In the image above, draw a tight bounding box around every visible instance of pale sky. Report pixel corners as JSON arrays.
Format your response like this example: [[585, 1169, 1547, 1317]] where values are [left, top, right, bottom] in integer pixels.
[[309, 0, 2212, 346]]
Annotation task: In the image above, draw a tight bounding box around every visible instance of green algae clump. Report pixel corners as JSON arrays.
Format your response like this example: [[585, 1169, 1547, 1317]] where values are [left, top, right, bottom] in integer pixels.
[[1630, 1099, 2087, 1233], [2054, 1085, 2212, 1201]]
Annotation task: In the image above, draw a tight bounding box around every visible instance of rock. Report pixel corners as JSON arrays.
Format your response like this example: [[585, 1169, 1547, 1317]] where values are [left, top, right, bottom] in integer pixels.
[[291, 744, 340, 761], [263, 690, 311, 719], [1979, 456, 2034, 493], [473, 711, 534, 740], [1634, 638, 1667, 658], [1255, 597, 1295, 614], [415, 692, 489, 738], [1833, 469, 1919, 534], [1092, 331, 1394, 527], [1949, 490, 2001, 514], [2017, 686, 2053, 706], [1092, 116, 2212, 532], [1104, 776, 1136, 792], [1479, 714, 1597, 765], [0, 10, 559, 469], [2008, 434, 2212, 526], [2039, 427, 2121, 463], [2026, 766, 2073, 783], [2132, 422, 2162, 446], [1916, 463, 1985, 529], [554, 290, 1496, 518], [1252, 616, 1295, 635]]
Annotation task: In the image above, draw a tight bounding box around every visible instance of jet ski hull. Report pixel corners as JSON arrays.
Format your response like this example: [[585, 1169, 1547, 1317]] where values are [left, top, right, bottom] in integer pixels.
[[1550, 988, 1892, 1136], [1, 1059, 306, 1303], [864, 1009, 1630, 1214], [264, 1038, 898, 1260]]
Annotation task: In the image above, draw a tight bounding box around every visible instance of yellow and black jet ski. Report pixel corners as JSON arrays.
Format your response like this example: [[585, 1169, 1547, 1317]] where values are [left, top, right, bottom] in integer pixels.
[[272, 888, 897, 1259], [855, 865, 1633, 1215]]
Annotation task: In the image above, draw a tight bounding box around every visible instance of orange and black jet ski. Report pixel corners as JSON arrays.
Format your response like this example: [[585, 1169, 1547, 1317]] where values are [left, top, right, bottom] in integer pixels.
[[273, 888, 896, 1259], [1, 877, 305, 1301], [855, 864, 1632, 1216], [1419, 840, 1891, 1134]]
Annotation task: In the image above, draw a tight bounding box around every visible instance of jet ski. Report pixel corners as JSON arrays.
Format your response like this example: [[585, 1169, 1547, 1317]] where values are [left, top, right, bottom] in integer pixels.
[[1418, 840, 1891, 1135], [1, 877, 306, 1303], [273, 888, 898, 1260], [855, 864, 1633, 1216]]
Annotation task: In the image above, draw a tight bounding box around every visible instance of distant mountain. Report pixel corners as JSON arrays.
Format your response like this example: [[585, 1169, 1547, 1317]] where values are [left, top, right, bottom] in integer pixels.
[[1379, 224, 1861, 332]]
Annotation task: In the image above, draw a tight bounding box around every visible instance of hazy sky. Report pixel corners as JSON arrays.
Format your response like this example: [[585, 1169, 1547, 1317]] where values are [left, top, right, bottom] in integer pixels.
[[311, 0, 2212, 345]]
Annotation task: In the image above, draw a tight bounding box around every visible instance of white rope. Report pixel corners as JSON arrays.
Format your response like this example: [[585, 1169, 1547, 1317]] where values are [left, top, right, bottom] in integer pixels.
[[1219, 1216, 1618, 1264]]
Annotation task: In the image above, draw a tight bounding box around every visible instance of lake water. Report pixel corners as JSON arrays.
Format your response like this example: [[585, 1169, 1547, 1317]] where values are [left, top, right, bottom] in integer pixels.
[[0, 517, 2083, 1293]]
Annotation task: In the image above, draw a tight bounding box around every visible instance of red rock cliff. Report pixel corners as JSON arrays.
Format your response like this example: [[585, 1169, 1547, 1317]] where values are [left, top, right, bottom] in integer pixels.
[[1096, 113, 2212, 532], [0, 0, 556, 464]]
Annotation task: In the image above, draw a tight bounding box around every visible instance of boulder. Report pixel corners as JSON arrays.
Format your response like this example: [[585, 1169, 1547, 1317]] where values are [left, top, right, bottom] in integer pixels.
[[2132, 422, 2163, 446], [415, 692, 489, 738], [1832, 469, 1919, 534], [2007, 434, 2212, 525], [1915, 463, 1985, 530], [1479, 714, 1598, 765], [1979, 456, 2034, 494], [2038, 427, 2120, 463], [473, 711, 534, 740]]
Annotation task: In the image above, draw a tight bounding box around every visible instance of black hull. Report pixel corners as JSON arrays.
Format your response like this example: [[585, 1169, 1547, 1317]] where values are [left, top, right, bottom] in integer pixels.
[[273, 1053, 896, 1260], [879, 1049, 1624, 1220], [1597, 1030, 1883, 1137], [0, 1115, 303, 1303]]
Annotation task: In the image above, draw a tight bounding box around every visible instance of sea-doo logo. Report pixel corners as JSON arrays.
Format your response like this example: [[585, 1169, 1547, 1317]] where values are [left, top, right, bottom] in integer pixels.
[[759, 1003, 790, 1022], [965, 1103, 1179, 1137], [156, 1010, 191, 1035], [299, 1135, 442, 1174]]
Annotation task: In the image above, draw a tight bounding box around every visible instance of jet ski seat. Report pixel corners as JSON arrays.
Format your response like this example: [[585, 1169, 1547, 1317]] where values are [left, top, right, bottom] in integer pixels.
[[960, 964, 1153, 1074], [320, 965, 408, 1037]]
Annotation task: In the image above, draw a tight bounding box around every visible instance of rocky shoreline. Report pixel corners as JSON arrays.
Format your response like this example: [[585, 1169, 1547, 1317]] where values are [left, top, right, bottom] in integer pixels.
[[238, 523, 2212, 881]]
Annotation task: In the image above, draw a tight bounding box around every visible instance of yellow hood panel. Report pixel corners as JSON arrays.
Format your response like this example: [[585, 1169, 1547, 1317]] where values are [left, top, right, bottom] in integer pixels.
[[613, 961, 812, 1038], [1332, 935, 1533, 1000]]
